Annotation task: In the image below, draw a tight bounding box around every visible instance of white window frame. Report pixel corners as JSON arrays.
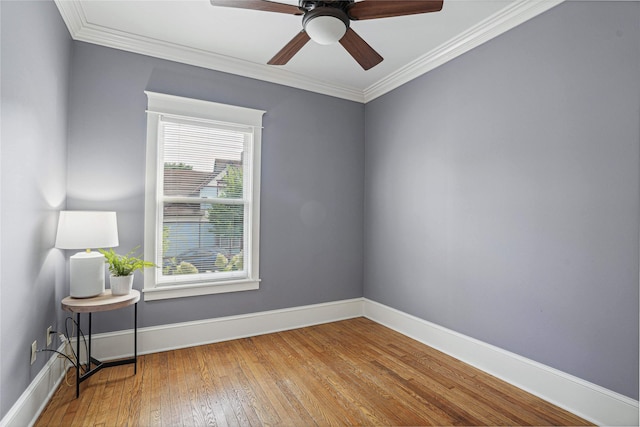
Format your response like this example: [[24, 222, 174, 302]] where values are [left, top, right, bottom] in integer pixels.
[[143, 91, 265, 301]]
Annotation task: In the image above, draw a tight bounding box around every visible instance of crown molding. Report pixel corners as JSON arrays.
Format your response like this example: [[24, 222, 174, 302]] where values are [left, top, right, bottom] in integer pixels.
[[53, 0, 365, 102], [55, 0, 564, 104], [363, 0, 565, 102]]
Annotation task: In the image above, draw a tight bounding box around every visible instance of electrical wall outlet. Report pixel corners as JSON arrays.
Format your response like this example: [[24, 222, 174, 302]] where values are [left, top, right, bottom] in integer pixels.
[[47, 326, 53, 346], [31, 341, 37, 365]]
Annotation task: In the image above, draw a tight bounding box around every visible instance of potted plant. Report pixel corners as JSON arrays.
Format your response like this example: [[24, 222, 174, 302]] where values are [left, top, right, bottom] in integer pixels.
[[99, 247, 156, 295]]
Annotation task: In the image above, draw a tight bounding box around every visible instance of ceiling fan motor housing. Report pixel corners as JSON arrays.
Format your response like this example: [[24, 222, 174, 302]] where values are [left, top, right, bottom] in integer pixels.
[[302, 6, 351, 45]]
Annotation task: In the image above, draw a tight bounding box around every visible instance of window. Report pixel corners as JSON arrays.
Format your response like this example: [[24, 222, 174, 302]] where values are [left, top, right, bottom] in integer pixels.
[[143, 92, 264, 300]]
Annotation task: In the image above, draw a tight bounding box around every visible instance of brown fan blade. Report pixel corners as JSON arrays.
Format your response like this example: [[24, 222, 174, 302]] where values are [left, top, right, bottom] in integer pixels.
[[268, 31, 311, 65], [210, 0, 302, 15], [339, 28, 383, 70], [347, 0, 443, 20]]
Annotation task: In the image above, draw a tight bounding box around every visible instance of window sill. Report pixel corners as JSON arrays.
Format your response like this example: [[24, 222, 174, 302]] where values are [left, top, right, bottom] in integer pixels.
[[142, 279, 260, 301]]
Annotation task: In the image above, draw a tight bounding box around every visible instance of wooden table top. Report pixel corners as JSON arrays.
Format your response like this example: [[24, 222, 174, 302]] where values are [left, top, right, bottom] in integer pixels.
[[61, 289, 140, 313]]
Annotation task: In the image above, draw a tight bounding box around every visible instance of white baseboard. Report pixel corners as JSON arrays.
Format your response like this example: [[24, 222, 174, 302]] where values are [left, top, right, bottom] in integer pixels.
[[363, 298, 639, 426], [0, 345, 68, 427], [4, 297, 637, 427], [89, 298, 364, 360]]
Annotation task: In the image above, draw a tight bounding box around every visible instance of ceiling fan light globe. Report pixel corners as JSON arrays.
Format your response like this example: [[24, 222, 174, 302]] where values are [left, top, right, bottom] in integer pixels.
[[305, 15, 347, 45]]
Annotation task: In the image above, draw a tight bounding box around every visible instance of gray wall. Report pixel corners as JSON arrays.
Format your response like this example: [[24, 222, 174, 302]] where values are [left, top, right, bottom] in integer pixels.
[[364, 1, 639, 399], [66, 42, 365, 333], [0, 0, 71, 418]]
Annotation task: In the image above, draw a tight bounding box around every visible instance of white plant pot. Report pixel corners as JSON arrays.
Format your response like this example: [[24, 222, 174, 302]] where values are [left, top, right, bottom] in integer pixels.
[[110, 274, 134, 295]]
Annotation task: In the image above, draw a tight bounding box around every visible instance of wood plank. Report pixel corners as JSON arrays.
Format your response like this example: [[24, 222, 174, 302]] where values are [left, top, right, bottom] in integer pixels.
[[35, 318, 594, 426], [109, 364, 134, 426], [137, 352, 154, 425], [165, 348, 192, 426], [123, 356, 144, 425], [93, 362, 123, 426], [191, 344, 224, 426]]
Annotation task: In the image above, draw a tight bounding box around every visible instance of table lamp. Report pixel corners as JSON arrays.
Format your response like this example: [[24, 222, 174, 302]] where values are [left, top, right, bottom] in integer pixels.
[[55, 211, 119, 298]]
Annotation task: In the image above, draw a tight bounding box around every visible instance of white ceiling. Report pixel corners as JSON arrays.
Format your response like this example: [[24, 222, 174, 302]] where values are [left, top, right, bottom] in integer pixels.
[[54, 0, 562, 102]]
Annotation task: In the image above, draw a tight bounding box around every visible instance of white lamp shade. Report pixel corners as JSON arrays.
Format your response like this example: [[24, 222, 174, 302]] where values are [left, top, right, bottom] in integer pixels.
[[55, 211, 119, 250], [305, 15, 347, 45]]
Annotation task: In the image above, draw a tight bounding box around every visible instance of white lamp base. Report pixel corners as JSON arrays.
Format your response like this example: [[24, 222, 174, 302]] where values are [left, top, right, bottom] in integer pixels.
[[70, 251, 105, 298]]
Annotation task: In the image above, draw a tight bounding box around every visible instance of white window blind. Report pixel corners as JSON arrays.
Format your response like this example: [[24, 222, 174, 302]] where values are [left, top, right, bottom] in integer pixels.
[[160, 117, 249, 283], [144, 92, 264, 300]]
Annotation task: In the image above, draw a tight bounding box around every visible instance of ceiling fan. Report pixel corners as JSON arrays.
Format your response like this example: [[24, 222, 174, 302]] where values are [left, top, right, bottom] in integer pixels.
[[209, 0, 444, 70]]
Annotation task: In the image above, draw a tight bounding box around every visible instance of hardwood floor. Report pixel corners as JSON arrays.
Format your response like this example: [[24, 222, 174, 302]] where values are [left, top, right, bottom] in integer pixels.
[[36, 317, 592, 426]]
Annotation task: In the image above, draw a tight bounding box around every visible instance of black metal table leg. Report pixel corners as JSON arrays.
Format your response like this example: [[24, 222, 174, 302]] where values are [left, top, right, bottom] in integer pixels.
[[134, 302, 138, 374], [75, 312, 80, 398], [88, 312, 92, 372]]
